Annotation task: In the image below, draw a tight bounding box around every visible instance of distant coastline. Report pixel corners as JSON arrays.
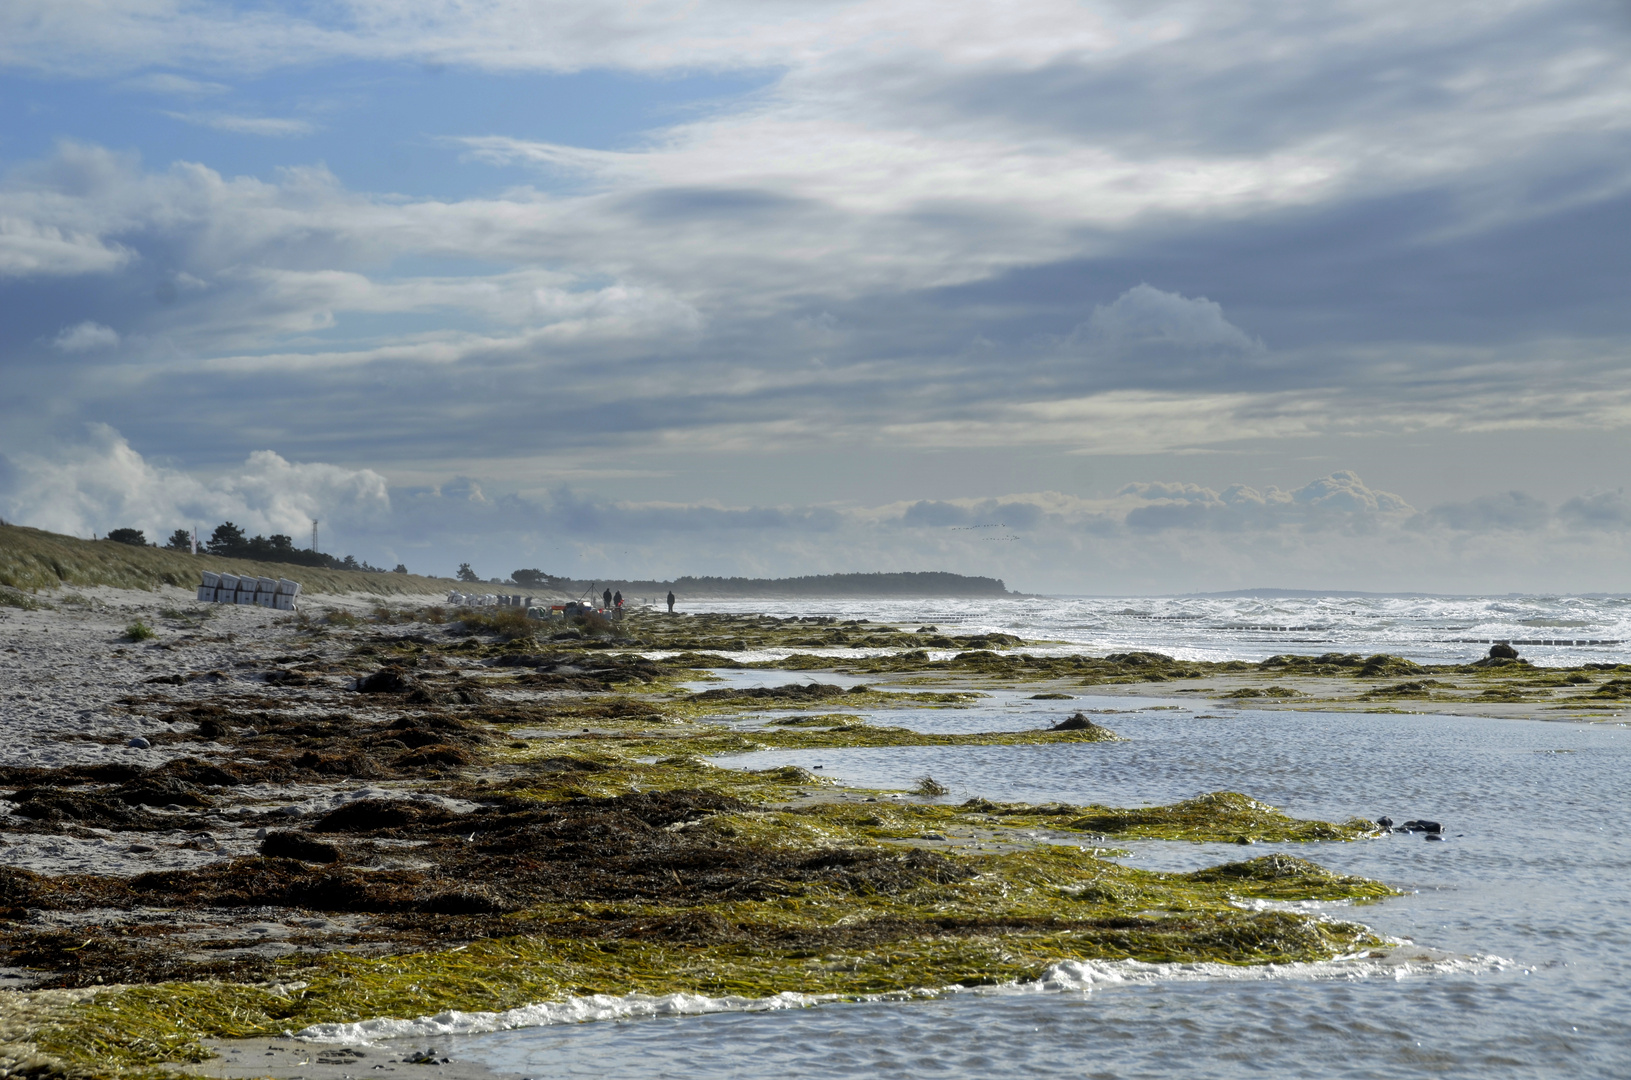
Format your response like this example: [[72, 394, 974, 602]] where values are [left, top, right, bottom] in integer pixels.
[[537, 570, 1017, 599]]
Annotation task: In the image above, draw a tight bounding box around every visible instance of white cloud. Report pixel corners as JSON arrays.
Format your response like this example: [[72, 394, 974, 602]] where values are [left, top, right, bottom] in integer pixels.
[[0, 215, 132, 277], [162, 111, 315, 137], [51, 320, 120, 352], [1080, 285, 1263, 355], [121, 72, 228, 96], [0, 425, 390, 544]]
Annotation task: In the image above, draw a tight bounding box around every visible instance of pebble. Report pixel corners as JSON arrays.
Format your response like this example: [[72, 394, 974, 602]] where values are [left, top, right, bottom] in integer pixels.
[[126, 736, 150, 749]]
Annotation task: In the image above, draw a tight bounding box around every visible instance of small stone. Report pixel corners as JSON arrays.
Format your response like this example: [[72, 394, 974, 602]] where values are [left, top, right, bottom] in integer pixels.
[[1425, 833, 1444, 841], [1376, 816, 1393, 828], [126, 736, 151, 749]]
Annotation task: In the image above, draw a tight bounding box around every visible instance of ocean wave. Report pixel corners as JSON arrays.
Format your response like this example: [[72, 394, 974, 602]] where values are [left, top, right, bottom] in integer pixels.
[[294, 951, 1511, 1045]]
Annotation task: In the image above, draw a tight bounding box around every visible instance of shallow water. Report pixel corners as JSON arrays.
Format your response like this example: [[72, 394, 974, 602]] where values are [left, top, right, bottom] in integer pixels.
[[438, 600, 1631, 1078], [435, 705, 1631, 1078]]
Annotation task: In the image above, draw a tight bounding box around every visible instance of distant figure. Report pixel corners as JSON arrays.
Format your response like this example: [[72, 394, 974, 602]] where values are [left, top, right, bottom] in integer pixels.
[[613, 590, 623, 618], [666, 590, 676, 614], [602, 587, 613, 611]]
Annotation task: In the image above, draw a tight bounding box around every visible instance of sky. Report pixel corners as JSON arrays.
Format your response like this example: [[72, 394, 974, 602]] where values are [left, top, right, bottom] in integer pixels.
[[2, 0, 1629, 594]]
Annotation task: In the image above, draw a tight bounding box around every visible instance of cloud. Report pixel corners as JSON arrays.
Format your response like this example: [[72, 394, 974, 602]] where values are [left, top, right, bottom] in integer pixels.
[[0, 216, 133, 277], [2, 1, 1631, 550], [1116, 472, 1414, 533], [121, 72, 229, 96], [1558, 490, 1631, 531], [51, 320, 119, 352], [0, 425, 389, 544], [5, 434, 1631, 591], [1080, 285, 1263, 356], [1415, 491, 1552, 532], [162, 111, 316, 137]]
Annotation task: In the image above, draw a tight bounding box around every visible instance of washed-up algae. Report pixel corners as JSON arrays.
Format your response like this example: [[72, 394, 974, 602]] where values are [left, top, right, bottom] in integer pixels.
[[0, 613, 1412, 1078], [29, 833, 1390, 1072], [5, 771, 1393, 1074]]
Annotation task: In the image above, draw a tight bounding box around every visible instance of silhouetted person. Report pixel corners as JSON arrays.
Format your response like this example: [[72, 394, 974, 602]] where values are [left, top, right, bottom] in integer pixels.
[[602, 588, 613, 611], [666, 590, 676, 614]]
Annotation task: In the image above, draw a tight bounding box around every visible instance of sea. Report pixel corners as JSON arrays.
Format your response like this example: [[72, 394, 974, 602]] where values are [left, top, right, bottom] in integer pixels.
[[322, 595, 1631, 1078]]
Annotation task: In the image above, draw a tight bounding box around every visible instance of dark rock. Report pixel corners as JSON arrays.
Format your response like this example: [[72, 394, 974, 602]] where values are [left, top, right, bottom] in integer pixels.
[[1424, 833, 1444, 841], [1050, 712, 1105, 732], [1376, 816, 1393, 828], [357, 667, 415, 694], [1489, 642, 1519, 659], [1400, 819, 1442, 833]]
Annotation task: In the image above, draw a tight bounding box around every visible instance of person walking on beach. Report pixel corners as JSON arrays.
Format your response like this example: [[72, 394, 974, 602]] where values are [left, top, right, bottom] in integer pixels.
[[602, 587, 613, 611], [613, 590, 623, 620], [666, 590, 676, 614]]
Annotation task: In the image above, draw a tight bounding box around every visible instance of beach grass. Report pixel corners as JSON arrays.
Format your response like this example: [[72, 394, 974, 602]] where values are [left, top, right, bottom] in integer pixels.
[[0, 523, 464, 597]]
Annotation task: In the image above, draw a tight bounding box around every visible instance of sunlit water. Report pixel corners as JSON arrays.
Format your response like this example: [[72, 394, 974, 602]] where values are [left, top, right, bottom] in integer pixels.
[[425, 599, 1631, 1077]]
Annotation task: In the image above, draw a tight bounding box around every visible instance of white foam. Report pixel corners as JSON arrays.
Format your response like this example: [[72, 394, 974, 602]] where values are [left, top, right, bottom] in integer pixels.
[[1032, 951, 1510, 992], [296, 991, 838, 1044], [294, 950, 1511, 1045]]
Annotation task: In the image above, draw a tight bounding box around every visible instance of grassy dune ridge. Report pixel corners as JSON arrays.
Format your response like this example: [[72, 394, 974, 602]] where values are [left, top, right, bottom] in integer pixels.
[[0, 524, 465, 597]]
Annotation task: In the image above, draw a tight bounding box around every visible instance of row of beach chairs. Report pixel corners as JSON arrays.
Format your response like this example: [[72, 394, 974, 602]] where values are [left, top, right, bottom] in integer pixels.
[[198, 572, 301, 610]]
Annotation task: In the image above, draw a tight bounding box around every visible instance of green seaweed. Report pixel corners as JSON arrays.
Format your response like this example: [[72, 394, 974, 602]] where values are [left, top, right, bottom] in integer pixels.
[[1054, 792, 1376, 843]]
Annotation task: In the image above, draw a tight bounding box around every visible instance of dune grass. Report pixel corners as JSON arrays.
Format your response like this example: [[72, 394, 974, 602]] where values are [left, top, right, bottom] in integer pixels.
[[0, 523, 462, 598]]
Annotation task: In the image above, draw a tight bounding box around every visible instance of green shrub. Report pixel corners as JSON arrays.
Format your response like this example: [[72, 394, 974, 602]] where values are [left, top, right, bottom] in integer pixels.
[[124, 620, 156, 642]]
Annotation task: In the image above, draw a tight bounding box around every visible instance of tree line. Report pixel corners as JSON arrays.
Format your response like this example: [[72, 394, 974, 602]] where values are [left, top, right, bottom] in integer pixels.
[[104, 523, 405, 574]]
